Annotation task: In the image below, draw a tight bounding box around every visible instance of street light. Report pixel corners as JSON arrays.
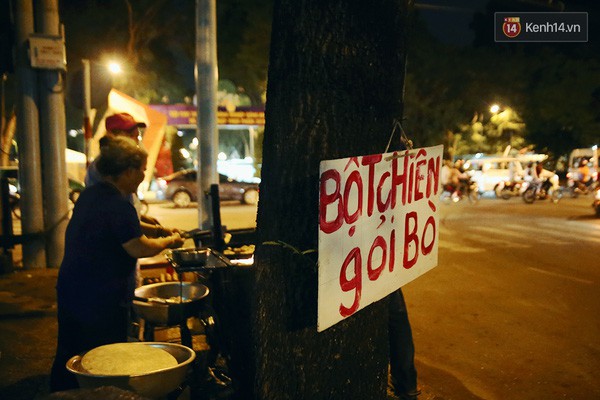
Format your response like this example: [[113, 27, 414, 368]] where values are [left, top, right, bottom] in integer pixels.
[[490, 104, 500, 114], [107, 61, 122, 75]]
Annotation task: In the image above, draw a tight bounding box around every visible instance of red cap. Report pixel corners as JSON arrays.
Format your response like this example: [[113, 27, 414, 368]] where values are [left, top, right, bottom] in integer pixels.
[[105, 113, 147, 132]]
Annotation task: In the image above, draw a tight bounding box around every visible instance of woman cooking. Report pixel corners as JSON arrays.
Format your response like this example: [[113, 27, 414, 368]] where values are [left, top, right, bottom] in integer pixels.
[[50, 136, 185, 392]]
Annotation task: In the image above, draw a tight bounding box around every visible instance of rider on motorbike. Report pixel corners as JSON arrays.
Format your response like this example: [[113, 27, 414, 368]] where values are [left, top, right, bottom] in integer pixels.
[[522, 161, 561, 203], [576, 158, 593, 191], [440, 159, 479, 203], [449, 159, 470, 196]]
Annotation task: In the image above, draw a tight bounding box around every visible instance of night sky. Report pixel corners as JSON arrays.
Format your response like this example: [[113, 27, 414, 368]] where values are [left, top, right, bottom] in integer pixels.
[[416, 0, 598, 48], [416, 0, 486, 45]]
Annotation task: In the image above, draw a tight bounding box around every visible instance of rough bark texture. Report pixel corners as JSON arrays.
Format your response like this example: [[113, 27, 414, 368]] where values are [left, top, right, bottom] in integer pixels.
[[245, 1, 411, 398]]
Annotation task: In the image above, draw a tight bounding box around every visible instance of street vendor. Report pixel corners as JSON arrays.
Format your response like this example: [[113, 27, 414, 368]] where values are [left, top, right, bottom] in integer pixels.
[[50, 136, 185, 392]]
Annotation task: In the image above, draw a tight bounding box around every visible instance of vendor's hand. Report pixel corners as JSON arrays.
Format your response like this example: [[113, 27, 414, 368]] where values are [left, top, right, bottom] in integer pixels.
[[170, 227, 185, 235], [156, 225, 183, 237], [167, 232, 185, 249], [141, 215, 161, 225]]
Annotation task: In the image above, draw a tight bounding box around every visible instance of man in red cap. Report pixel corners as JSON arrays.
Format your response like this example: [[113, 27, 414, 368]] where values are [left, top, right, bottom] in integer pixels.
[[85, 112, 179, 240], [104, 112, 147, 140], [85, 113, 146, 186]]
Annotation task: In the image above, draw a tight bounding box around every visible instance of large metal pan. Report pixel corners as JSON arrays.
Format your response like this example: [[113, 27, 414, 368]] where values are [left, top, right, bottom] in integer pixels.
[[66, 342, 195, 399], [133, 282, 209, 326]]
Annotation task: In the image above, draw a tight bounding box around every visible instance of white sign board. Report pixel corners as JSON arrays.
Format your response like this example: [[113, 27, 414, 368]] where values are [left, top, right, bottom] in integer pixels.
[[318, 145, 443, 332]]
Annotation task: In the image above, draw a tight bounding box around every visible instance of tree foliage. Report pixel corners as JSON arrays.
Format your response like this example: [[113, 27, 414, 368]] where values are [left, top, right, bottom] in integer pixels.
[[469, 0, 600, 159], [401, 2, 600, 163], [60, 0, 189, 103], [53, 0, 600, 157], [60, 0, 271, 105], [216, 0, 273, 105]]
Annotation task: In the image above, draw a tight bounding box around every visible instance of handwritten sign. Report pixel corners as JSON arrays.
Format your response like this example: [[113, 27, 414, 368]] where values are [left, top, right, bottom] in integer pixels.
[[318, 145, 443, 332]]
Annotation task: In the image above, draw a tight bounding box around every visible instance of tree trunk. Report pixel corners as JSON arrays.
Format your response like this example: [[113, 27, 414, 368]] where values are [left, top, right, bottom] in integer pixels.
[[243, 0, 411, 398]]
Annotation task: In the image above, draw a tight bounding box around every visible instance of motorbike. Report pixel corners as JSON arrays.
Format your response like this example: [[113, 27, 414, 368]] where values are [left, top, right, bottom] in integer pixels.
[[566, 179, 592, 197], [521, 178, 562, 204], [593, 186, 600, 217], [9, 178, 85, 220], [440, 179, 480, 204], [494, 179, 524, 200]]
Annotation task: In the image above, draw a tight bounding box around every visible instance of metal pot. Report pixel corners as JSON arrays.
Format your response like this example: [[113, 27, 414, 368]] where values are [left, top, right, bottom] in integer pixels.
[[133, 282, 209, 326], [66, 342, 195, 399]]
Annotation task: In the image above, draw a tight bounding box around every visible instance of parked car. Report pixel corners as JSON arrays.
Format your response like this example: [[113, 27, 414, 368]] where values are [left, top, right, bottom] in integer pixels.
[[156, 169, 259, 208]]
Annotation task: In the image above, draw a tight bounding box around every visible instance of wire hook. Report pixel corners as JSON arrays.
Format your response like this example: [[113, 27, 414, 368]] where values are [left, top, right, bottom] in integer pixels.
[[384, 119, 414, 161]]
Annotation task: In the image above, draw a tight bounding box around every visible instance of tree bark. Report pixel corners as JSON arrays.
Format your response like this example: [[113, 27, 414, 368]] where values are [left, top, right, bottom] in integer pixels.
[[244, 0, 411, 398]]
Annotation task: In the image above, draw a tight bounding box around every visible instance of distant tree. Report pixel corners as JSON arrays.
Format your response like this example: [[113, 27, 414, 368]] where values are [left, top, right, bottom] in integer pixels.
[[402, 14, 470, 153], [217, 0, 273, 105], [519, 49, 600, 157], [469, 0, 600, 158], [61, 0, 272, 106], [61, 0, 191, 103], [401, 13, 531, 158]]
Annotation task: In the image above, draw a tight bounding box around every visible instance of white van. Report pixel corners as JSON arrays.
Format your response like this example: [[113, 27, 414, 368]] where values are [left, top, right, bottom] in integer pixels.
[[463, 154, 554, 193]]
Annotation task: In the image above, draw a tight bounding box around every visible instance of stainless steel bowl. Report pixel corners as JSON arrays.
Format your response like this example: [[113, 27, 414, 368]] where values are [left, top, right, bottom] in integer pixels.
[[66, 342, 195, 399], [133, 282, 209, 326]]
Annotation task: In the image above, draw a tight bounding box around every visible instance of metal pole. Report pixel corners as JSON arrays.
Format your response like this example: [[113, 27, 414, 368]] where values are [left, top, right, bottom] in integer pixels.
[[37, 0, 68, 268], [14, 0, 46, 268], [195, 0, 219, 231], [82, 59, 92, 166]]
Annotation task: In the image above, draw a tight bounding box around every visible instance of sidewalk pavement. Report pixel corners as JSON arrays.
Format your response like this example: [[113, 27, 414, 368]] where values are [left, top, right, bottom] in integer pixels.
[[0, 262, 478, 400], [0, 266, 59, 400]]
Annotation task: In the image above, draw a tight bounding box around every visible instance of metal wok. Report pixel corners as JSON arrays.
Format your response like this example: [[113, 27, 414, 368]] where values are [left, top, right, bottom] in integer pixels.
[[166, 247, 232, 272], [133, 282, 209, 326]]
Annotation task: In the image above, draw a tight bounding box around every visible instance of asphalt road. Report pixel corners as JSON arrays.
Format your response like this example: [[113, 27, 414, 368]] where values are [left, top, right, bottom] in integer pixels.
[[151, 195, 600, 400], [405, 195, 600, 400], [147, 201, 258, 233]]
